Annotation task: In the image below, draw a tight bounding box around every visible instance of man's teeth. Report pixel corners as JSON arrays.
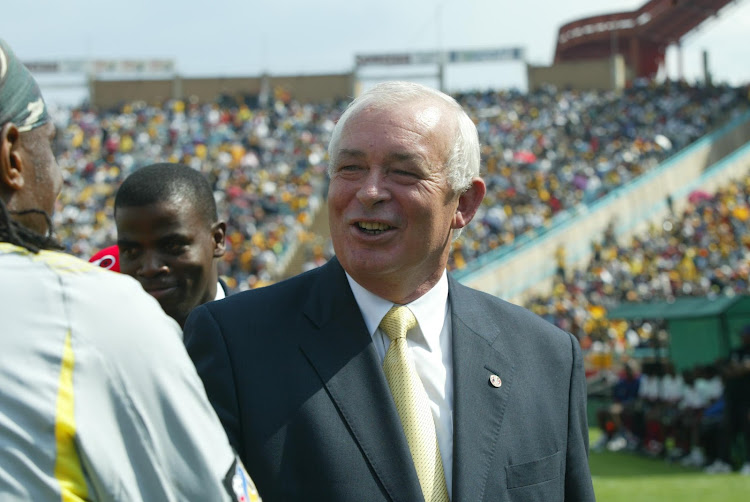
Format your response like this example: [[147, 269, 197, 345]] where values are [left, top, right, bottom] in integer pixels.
[[358, 222, 390, 231]]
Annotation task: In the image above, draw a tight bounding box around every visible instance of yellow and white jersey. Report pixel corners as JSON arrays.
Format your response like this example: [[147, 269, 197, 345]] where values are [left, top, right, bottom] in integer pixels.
[[0, 243, 259, 502]]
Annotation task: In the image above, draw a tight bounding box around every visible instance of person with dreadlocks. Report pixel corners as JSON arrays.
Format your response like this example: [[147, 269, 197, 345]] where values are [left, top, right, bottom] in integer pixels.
[[0, 38, 260, 502]]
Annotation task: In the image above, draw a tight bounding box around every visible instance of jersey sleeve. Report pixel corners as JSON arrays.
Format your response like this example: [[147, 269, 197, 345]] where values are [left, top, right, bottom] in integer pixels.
[[66, 270, 260, 501]]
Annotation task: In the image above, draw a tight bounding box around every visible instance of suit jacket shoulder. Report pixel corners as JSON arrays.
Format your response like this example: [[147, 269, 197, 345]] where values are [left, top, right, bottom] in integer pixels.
[[446, 274, 595, 502], [185, 258, 424, 502], [448, 274, 574, 353]]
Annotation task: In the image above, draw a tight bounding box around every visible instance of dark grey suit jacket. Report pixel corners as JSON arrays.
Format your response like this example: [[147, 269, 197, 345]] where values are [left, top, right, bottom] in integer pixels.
[[184, 257, 595, 502]]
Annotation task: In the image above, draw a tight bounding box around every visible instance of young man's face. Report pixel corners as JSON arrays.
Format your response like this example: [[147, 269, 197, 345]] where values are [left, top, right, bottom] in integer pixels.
[[116, 198, 225, 326]]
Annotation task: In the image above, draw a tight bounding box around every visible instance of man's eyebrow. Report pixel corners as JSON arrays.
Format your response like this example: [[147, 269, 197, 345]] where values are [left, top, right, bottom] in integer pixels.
[[116, 238, 139, 247], [117, 232, 190, 247], [386, 152, 420, 163], [154, 232, 194, 246], [158, 232, 190, 241], [337, 150, 420, 163], [336, 149, 366, 159]]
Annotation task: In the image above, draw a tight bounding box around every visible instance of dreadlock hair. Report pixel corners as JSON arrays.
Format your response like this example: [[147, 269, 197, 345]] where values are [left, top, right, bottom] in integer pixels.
[[0, 197, 63, 253]]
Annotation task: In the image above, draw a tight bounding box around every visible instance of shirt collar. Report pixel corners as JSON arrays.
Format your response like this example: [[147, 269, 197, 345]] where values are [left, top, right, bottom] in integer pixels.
[[345, 270, 449, 351], [214, 281, 226, 301]]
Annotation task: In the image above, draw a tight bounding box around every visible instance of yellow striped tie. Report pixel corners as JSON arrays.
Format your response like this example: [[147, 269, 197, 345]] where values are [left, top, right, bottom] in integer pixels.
[[380, 306, 449, 502]]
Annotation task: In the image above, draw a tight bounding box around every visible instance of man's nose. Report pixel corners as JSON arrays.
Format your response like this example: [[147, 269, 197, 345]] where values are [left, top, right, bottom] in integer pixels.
[[138, 251, 168, 277], [356, 170, 390, 206]]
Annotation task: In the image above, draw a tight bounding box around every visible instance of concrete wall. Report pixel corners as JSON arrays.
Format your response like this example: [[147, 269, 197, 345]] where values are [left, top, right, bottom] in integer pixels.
[[91, 73, 354, 109], [527, 55, 628, 91], [180, 77, 262, 102], [456, 111, 750, 305], [266, 74, 354, 102], [90, 79, 174, 108]]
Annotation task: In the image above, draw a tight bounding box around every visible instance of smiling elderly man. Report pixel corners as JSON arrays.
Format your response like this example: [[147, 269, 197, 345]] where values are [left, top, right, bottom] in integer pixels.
[[184, 81, 595, 502]]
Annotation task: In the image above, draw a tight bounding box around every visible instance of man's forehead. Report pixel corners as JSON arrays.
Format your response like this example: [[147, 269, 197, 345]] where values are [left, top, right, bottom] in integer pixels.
[[355, 96, 447, 120], [345, 100, 444, 134], [117, 199, 206, 229], [413, 105, 443, 130], [339, 100, 453, 155]]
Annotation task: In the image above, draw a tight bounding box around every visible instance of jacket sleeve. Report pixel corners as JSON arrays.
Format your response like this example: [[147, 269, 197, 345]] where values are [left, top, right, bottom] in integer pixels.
[[183, 303, 244, 460], [565, 332, 597, 501]]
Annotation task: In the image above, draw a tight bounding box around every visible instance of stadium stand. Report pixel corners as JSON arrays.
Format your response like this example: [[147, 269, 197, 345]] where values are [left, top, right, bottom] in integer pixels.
[[52, 97, 343, 290], [451, 81, 748, 269], [539, 167, 750, 473], [50, 81, 748, 291], [554, 0, 738, 80]]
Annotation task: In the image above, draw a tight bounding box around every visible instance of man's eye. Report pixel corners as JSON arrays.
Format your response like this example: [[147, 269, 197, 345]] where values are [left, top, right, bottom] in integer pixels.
[[392, 169, 419, 179], [339, 165, 362, 172], [164, 242, 187, 254], [119, 247, 139, 259]]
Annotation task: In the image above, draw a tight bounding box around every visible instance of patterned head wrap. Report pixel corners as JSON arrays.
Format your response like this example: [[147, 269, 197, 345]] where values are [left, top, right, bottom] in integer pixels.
[[0, 38, 49, 132]]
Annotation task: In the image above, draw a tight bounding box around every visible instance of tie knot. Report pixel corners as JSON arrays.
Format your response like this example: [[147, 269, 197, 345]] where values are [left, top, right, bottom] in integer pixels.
[[379, 306, 417, 342]]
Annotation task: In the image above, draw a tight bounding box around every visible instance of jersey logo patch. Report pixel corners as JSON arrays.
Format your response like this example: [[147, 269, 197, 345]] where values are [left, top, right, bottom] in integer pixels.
[[223, 457, 261, 502]]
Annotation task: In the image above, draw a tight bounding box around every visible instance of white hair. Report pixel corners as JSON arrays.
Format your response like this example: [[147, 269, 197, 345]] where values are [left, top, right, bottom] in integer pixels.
[[327, 81, 480, 193]]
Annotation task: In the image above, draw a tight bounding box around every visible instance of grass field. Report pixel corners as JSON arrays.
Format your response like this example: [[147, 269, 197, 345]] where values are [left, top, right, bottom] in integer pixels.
[[589, 430, 750, 501]]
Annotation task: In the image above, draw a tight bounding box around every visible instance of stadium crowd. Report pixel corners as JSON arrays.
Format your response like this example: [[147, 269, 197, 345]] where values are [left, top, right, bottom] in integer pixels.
[[521, 169, 750, 474], [525, 173, 750, 352], [449, 80, 749, 268], [48, 81, 748, 286], [48, 79, 750, 368], [51, 95, 342, 290]]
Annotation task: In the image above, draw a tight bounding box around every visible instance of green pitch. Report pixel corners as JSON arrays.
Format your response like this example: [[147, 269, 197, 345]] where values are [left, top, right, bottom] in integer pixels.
[[589, 430, 750, 501]]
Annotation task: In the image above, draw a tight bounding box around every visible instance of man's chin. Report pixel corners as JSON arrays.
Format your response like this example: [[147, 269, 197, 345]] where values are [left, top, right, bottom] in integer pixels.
[[162, 304, 189, 326], [146, 293, 184, 321], [339, 248, 397, 273], [345, 260, 404, 289]]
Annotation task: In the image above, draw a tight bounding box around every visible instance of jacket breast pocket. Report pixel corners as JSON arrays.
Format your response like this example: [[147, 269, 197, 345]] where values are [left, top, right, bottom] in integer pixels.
[[505, 450, 561, 489]]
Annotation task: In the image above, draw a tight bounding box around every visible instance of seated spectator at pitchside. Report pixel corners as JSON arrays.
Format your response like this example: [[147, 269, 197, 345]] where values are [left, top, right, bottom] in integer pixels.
[[674, 364, 723, 468], [593, 361, 641, 452], [704, 327, 750, 474]]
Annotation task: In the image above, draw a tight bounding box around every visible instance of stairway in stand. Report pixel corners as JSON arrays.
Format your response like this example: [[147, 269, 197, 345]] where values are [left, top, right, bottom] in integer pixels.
[[278, 202, 331, 280]]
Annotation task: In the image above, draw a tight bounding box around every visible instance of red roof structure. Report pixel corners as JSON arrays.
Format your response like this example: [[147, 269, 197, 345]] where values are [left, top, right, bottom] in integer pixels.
[[554, 0, 738, 79]]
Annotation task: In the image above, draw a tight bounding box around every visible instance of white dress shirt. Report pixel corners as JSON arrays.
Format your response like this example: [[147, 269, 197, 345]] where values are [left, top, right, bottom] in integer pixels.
[[346, 271, 454, 497], [214, 280, 226, 301]]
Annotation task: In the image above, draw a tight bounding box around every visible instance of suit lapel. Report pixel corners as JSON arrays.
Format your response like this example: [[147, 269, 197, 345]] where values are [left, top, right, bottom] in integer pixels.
[[449, 276, 515, 502], [299, 259, 424, 502]]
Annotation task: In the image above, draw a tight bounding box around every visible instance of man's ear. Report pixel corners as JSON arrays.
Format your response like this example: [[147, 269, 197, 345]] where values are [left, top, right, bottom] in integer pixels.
[[0, 122, 24, 192], [212, 221, 227, 258], [452, 178, 486, 230]]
